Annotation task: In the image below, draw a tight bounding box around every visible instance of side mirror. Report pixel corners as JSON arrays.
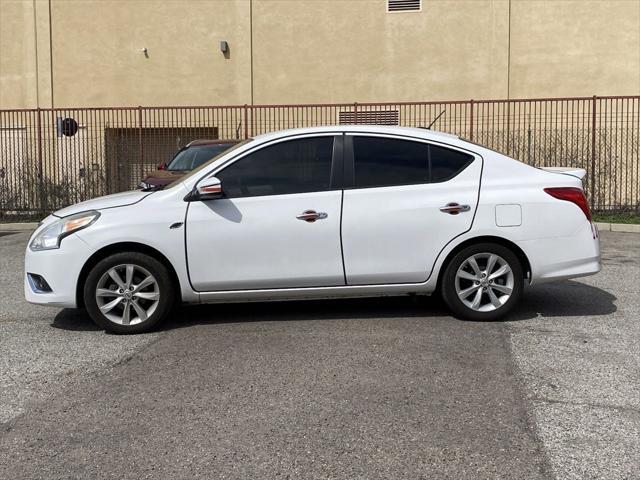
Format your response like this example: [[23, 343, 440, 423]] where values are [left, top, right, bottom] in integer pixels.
[[184, 176, 223, 202], [157, 162, 166, 170]]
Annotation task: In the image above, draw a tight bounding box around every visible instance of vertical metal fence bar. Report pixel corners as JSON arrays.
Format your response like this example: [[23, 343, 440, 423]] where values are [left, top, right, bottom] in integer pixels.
[[139, 107, 145, 182], [36, 108, 44, 216], [624, 99, 629, 207], [590, 95, 597, 208], [607, 97, 612, 210], [137, 106, 143, 190], [633, 98, 637, 208]]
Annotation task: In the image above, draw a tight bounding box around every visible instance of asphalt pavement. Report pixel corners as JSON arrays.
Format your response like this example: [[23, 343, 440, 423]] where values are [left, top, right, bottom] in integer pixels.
[[0, 229, 637, 479]]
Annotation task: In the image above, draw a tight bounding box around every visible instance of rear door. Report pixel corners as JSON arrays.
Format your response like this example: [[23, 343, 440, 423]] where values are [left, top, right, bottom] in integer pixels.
[[185, 135, 345, 291], [341, 134, 482, 285]]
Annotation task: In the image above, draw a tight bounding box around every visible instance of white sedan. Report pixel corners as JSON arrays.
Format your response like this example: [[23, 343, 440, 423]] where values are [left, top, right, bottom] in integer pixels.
[[25, 126, 601, 333]]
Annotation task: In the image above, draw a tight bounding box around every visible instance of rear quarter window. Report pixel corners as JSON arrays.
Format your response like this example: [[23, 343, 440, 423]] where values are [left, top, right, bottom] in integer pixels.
[[429, 145, 474, 182]]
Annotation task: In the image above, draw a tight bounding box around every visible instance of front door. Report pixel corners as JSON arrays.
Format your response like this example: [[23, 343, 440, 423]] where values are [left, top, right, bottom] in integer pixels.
[[186, 135, 345, 291], [341, 135, 482, 285]]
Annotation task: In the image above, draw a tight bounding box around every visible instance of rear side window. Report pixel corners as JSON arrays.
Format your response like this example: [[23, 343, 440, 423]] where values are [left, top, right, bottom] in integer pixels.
[[217, 137, 334, 198], [352, 136, 473, 188], [353, 137, 429, 188]]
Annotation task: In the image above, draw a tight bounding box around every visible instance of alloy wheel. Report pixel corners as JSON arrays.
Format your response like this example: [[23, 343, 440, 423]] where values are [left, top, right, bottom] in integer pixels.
[[455, 253, 514, 312], [95, 264, 160, 325]]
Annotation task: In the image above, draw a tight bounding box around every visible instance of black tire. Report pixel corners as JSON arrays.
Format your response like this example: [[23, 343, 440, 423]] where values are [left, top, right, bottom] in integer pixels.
[[83, 252, 175, 334], [440, 243, 523, 321]]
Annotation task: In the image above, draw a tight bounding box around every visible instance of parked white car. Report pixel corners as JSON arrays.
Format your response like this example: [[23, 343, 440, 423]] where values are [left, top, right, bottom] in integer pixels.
[[25, 126, 600, 333]]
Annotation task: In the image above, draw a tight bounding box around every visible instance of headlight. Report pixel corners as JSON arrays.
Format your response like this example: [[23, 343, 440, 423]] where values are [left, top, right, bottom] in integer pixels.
[[30, 210, 100, 251]]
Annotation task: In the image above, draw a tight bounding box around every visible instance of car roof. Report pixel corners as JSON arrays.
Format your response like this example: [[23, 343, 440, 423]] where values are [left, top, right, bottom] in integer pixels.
[[251, 125, 459, 143], [188, 127, 462, 149], [186, 139, 241, 147]]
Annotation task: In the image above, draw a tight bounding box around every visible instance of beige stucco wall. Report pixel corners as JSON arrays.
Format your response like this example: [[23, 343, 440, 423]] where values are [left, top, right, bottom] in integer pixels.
[[1, 0, 252, 108], [252, 0, 510, 103], [1, 0, 639, 109], [509, 0, 640, 98], [46, 0, 252, 107], [1, 0, 37, 108]]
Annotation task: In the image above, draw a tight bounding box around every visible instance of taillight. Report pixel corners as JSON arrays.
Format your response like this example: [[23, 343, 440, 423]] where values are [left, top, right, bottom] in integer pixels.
[[544, 187, 592, 222]]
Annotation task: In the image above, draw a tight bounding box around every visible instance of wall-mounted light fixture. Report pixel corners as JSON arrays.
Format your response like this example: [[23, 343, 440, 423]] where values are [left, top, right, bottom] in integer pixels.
[[140, 47, 149, 58], [220, 41, 229, 54]]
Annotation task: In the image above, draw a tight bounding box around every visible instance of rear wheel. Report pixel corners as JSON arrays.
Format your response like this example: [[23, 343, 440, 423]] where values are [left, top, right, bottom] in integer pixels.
[[441, 243, 523, 321], [84, 252, 174, 334]]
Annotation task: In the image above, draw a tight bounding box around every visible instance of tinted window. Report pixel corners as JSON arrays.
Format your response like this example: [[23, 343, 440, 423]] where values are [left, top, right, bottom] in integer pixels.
[[430, 145, 474, 182], [353, 137, 429, 188], [166, 139, 252, 190], [217, 137, 334, 198], [168, 144, 235, 171]]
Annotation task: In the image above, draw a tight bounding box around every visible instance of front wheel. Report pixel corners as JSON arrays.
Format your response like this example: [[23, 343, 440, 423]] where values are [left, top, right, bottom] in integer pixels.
[[84, 252, 175, 334], [441, 243, 523, 321]]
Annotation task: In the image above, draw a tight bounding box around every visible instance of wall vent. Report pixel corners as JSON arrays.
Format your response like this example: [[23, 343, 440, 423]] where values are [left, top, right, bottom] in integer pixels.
[[387, 0, 421, 13], [339, 110, 400, 126]]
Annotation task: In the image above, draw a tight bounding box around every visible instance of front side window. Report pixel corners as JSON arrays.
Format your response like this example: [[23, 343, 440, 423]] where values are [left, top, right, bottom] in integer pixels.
[[216, 137, 334, 198], [353, 136, 474, 188]]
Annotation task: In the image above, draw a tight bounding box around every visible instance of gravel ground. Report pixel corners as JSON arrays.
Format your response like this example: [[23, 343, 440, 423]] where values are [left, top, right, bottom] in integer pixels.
[[507, 232, 640, 479], [0, 231, 160, 424], [0, 229, 638, 479]]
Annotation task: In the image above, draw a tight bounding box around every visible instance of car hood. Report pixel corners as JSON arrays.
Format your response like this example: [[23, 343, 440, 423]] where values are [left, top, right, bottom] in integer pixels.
[[52, 190, 152, 217]]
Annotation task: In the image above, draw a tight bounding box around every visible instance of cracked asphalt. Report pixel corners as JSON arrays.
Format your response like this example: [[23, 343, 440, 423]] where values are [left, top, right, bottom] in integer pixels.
[[0, 229, 638, 479]]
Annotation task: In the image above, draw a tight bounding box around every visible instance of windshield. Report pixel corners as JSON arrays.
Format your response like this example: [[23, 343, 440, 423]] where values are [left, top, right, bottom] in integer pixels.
[[165, 139, 253, 189], [167, 143, 237, 171]]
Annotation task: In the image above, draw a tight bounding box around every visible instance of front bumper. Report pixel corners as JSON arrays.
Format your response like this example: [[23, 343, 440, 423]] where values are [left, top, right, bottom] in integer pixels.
[[24, 233, 93, 308]]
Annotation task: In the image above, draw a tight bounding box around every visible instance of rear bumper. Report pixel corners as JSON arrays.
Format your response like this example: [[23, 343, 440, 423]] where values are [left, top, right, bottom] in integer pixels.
[[519, 221, 601, 285]]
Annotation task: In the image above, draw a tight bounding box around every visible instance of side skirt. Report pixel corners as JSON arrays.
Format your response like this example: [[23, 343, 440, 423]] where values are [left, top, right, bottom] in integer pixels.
[[197, 282, 437, 305]]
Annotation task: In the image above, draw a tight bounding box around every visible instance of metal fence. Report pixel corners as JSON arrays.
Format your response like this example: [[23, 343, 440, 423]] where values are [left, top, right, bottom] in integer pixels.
[[1, 95, 639, 220]]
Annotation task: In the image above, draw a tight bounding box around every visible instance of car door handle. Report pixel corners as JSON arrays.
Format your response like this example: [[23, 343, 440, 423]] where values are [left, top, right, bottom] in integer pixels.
[[440, 203, 471, 215], [296, 210, 328, 222]]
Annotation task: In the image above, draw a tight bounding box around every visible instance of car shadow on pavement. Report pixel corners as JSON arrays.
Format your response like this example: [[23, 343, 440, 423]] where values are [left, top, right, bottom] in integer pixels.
[[159, 279, 617, 330], [50, 279, 617, 333], [509, 279, 617, 321], [51, 308, 103, 331], [162, 295, 451, 330]]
